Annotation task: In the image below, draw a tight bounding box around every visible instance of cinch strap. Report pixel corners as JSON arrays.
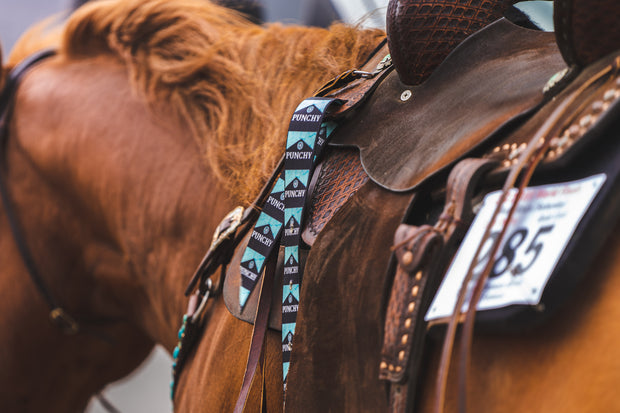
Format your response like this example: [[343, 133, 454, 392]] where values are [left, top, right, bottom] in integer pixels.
[[239, 97, 340, 393]]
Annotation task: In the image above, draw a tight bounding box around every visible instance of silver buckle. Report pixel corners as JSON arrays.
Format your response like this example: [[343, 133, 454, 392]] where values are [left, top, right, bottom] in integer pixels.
[[210, 206, 244, 251]]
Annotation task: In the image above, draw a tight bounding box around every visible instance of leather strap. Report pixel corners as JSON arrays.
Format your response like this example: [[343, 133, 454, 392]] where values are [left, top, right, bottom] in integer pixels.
[[0, 49, 83, 334], [233, 253, 276, 413], [453, 62, 616, 413], [381, 158, 497, 413]]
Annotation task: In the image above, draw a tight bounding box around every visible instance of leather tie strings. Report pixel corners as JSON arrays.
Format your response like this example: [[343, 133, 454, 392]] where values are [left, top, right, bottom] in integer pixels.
[[239, 97, 340, 394]]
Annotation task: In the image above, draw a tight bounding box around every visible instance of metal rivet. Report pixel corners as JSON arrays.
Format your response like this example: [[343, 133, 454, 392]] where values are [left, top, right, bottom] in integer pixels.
[[401, 251, 413, 266], [492, 146, 500, 153], [404, 318, 412, 328], [389, 364, 395, 371], [502, 160, 511, 168], [398, 351, 405, 361], [519, 143, 527, 150], [592, 100, 604, 113], [408, 302, 416, 313], [568, 124, 580, 139], [579, 114, 593, 128], [400, 90, 412, 101], [502, 144, 510, 151], [380, 361, 388, 370], [547, 150, 556, 158], [395, 366, 402, 373], [401, 334, 409, 345], [415, 271, 422, 281], [549, 137, 560, 147], [411, 285, 419, 297], [604, 89, 616, 101]]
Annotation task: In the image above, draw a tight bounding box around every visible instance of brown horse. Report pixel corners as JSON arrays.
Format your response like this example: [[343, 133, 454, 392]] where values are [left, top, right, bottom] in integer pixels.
[[2, 0, 620, 412], [0, 0, 382, 411]]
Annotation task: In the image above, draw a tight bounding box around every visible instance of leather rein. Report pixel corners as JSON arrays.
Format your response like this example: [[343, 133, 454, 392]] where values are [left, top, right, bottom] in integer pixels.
[[0, 48, 82, 334]]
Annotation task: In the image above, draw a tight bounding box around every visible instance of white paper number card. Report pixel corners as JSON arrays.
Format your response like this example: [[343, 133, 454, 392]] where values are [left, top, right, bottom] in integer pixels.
[[425, 174, 606, 322]]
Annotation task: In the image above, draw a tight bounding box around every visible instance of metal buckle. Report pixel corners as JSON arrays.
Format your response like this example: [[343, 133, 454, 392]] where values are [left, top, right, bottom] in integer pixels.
[[191, 278, 213, 323], [49, 307, 79, 335], [210, 206, 244, 251], [352, 54, 392, 79]]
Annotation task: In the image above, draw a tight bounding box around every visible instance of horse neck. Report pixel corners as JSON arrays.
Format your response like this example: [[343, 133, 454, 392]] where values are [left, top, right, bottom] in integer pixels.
[[11, 53, 233, 351]]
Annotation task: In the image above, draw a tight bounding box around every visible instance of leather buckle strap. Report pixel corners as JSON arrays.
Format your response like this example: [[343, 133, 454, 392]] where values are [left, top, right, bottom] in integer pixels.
[[381, 158, 498, 413]]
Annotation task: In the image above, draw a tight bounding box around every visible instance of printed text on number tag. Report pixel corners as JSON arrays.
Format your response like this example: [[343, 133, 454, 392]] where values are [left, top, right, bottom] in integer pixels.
[[425, 174, 606, 322]]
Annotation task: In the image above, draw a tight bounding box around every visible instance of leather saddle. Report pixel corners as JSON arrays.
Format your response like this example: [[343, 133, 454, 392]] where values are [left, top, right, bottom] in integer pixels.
[[219, 0, 620, 410], [223, 17, 567, 329]]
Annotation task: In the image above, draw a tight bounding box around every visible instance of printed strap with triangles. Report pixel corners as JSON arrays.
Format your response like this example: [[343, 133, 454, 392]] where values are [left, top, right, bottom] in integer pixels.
[[238, 97, 340, 393]]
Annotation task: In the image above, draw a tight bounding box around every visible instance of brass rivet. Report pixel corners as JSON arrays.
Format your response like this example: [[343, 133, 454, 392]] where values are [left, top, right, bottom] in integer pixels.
[[395, 366, 402, 373], [502, 144, 510, 151], [411, 285, 419, 297], [401, 334, 409, 345], [380, 361, 388, 370], [408, 302, 416, 313], [502, 160, 511, 168], [415, 271, 422, 281], [404, 318, 412, 328], [493, 146, 500, 153], [568, 124, 580, 138], [389, 364, 395, 371], [398, 351, 405, 361], [510, 143, 517, 150], [402, 251, 414, 266]]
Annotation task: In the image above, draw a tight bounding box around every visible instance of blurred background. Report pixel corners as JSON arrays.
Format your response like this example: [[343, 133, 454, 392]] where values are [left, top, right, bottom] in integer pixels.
[[0, 0, 551, 412]]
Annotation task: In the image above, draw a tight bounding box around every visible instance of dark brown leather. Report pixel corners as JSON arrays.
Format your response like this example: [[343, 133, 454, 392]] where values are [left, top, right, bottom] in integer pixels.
[[485, 53, 620, 177], [387, 0, 518, 85], [330, 19, 566, 191], [554, 0, 620, 68], [302, 148, 368, 246], [286, 182, 415, 412], [380, 159, 497, 413], [233, 254, 275, 413], [224, 234, 285, 330], [318, 42, 394, 117]]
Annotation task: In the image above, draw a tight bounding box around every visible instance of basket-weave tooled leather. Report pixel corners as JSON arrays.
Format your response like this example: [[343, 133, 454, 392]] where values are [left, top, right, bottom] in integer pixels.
[[387, 0, 518, 85], [554, 0, 620, 68], [303, 148, 368, 244]]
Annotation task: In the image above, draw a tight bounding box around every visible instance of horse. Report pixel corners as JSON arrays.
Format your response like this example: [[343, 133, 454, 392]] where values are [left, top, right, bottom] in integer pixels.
[[1, 0, 619, 412], [0, 0, 382, 411]]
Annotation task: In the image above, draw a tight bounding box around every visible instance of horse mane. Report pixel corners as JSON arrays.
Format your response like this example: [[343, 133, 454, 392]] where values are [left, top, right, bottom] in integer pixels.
[[60, 0, 385, 203]]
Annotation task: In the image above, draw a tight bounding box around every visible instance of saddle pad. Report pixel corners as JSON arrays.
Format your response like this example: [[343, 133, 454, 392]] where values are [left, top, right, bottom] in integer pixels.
[[329, 18, 566, 191]]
